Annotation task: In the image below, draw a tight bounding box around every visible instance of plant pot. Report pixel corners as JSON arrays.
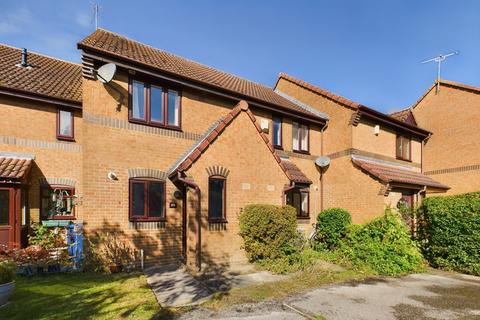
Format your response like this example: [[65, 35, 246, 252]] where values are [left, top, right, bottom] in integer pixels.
[[109, 265, 122, 273], [0, 281, 15, 307]]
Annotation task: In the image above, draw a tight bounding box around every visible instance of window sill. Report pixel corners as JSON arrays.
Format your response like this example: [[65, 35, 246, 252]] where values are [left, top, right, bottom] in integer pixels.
[[273, 145, 283, 150], [208, 219, 228, 224], [293, 150, 310, 155], [396, 157, 412, 162], [128, 119, 182, 132], [45, 216, 76, 221], [57, 136, 75, 142], [296, 216, 310, 220], [129, 218, 166, 223]]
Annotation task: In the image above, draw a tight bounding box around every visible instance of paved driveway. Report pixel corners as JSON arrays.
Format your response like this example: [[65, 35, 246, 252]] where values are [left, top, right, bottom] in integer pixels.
[[181, 271, 480, 319]]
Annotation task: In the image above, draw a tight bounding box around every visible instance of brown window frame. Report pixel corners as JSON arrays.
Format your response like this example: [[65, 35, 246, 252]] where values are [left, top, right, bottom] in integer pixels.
[[129, 179, 166, 222], [292, 122, 310, 154], [396, 134, 412, 161], [272, 116, 283, 149], [56, 108, 74, 141], [40, 185, 76, 220], [208, 176, 227, 222], [128, 78, 182, 130], [286, 188, 310, 219]]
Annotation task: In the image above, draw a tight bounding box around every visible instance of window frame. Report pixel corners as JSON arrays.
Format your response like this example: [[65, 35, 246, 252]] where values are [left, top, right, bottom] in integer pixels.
[[128, 179, 166, 222], [56, 108, 74, 141], [286, 188, 310, 219], [396, 134, 412, 161], [40, 185, 76, 220], [272, 116, 283, 149], [208, 176, 227, 222], [292, 122, 310, 154], [128, 77, 182, 130]]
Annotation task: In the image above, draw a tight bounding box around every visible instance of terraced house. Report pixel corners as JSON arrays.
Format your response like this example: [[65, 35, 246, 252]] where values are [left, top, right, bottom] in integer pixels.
[[0, 29, 450, 269], [391, 80, 480, 195]]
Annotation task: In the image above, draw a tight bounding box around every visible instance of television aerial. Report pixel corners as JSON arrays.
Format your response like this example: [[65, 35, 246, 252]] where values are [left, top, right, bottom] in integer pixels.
[[421, 51, 459, 93]]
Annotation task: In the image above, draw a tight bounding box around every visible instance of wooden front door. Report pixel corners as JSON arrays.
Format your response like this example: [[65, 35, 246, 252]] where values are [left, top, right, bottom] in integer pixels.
[[0, 187, 21, 249]]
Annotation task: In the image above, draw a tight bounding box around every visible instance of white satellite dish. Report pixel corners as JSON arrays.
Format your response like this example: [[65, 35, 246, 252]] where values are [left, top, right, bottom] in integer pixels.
[[96, 63, 117, 83], [315, 156, 330, 168]]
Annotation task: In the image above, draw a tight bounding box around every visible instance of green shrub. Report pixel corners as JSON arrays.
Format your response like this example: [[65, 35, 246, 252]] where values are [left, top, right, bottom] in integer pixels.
[[341, 211, 425, 276], [316, 208, 352, 250], [0, 260, 16, 284], [239, 204, 297, 261], [258, 248, 323, 274], [420, 192, 480, 275]]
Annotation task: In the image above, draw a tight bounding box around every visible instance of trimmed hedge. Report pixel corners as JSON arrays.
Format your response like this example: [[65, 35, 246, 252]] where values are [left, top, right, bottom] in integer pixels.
[[420, 192, 480, 275], [341, 212, 425, 275], [239, 204, 297, 261], [316, 208, 352, 250]]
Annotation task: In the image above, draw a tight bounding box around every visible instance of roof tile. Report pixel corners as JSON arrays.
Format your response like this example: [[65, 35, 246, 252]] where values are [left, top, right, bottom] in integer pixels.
[[0, 156, 33, 181]]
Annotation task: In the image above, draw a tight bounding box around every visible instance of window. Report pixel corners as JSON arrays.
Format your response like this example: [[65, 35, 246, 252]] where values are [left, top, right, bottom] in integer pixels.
[[286, 189, 309, 218], [40, 186, 75, 220], [396, 135, 411, 161], [272, 116, 282, 148], [292, 122, 309, 153], [57, 109, 74, 140], [129, 179, 166, 221], [208, 177, 226, 221], [129, 79, 181, 128], [0, 189, 10, 225]]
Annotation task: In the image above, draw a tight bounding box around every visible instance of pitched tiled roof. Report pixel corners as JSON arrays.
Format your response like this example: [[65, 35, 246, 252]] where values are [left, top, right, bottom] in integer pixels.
[[389, 108, 417, 126], [77, 29, 326, 122], [0, 155, 33, 182], [0, 44, 82, 105], [169, 100, 311, 184], [352, 157, 449, 190]]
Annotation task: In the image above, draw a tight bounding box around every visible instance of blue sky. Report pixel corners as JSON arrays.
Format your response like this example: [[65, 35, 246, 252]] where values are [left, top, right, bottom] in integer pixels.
[[1, 1, 478, 113]]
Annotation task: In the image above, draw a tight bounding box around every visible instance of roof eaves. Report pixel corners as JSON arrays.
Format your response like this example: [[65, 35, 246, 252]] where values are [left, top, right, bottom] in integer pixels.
[[274, 89, 330, 121]]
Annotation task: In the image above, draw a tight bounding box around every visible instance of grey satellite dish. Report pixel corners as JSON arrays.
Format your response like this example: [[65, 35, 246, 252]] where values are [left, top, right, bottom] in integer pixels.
[[96, 63, 117, 83], [315, 156, 330, 168]]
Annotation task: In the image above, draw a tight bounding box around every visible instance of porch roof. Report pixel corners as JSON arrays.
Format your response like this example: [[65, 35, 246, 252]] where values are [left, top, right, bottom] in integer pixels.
[[0, 153, 34, 183], [352, 156, 449, 190]]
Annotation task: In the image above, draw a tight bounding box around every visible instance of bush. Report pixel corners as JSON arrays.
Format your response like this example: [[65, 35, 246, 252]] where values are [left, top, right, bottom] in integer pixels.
[[0, 260, 16, 284], [239, 204, 297, 261], [316, 208, 352, 250], [420, 192, 480, 275], [341, 211, 425, 275], [257, 248, 323, 274]]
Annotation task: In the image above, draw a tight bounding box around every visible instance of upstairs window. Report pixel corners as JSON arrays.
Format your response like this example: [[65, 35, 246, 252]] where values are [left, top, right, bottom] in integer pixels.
[[129, 179, 166, 221], [286, 189, 309, 219], [57, 109, 74, 141], [41, 186, 75, 220], [396, 135, 411, 161], [272, 116, 282, 148], [208, 177, 226, 222], [129, 79, 181, 128], [292, 122, 309, 153]]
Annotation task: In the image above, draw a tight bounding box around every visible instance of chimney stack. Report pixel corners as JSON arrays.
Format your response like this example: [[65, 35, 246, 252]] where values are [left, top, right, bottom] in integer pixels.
[[21, 48, 28, 67]]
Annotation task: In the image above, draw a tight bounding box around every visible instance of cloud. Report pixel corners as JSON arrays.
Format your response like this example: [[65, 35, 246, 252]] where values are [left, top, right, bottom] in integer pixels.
[[75, 12, 91, 29], [0, 7, 32, 35]]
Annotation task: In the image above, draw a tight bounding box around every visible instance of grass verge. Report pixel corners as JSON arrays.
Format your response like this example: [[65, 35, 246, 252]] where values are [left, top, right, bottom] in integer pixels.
[[0, 272, 179, 320]]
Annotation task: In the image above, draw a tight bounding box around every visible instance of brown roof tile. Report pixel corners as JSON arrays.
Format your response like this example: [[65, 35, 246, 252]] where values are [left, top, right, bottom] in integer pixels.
[[169, 100, 311, 185], [352, 157, 449, 190], [78, 29, 325, 122], [0, 156, 33, 181], [0, 44, 82, 104]]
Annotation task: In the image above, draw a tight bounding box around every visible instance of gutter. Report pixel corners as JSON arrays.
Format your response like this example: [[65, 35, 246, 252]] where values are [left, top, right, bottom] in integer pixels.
[[176, 172, 202, 271]]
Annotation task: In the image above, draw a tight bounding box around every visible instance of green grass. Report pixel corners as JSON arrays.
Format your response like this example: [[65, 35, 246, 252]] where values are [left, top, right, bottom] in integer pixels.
[[0, 272, 178, 320], [204, 261, 373, 310]]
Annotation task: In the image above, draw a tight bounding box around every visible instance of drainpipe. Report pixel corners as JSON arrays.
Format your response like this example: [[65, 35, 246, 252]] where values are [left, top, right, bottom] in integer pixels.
[[177, 172, 202, 271]]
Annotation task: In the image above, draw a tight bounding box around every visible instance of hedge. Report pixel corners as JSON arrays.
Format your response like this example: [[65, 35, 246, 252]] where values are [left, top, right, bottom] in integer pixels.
[[420, 192, 480, 275], [239, 204, 297, 261], [316, 208, 352, 250]]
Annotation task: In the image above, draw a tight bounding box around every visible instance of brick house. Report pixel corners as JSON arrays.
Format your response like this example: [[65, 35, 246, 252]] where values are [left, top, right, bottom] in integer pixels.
[[391, 80, 480, 196], [275, 74, 449, 223], [0, 29, 450, 269]]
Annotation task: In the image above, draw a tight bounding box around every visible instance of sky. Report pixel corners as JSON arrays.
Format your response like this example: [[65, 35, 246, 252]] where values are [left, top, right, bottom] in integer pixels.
[[1, 0, 479, 113]]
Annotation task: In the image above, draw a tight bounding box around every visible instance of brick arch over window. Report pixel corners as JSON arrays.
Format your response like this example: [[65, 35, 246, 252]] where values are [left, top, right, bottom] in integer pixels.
[[39, 177, 76, 187], [128, 168, 168, 180], [205, 166, 230, 178]]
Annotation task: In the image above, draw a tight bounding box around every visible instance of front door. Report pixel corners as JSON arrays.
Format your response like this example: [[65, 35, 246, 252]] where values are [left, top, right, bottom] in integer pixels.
[[0, 187, 20, 249]]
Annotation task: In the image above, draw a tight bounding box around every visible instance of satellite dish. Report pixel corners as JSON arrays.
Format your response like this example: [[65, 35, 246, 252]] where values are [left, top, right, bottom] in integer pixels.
[[97, 63, 117, 83], [315, 156, 330, 168]]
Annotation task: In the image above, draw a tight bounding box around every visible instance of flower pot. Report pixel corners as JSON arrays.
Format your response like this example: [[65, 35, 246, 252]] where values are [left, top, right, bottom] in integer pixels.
[[109, 265, 122, 273], [0, 281, 15, 306]]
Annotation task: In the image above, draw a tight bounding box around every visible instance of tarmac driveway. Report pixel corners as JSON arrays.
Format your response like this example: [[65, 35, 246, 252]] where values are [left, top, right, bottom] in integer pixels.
[[182, 271, 480, 320]]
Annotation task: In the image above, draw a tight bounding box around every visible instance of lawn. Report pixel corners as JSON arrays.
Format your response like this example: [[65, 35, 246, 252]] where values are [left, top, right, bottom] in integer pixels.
[[0, 272, 176, 320]]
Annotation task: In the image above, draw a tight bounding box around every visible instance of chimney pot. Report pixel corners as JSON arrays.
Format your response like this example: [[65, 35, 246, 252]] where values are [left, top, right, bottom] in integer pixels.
[[21, 48, 28, 67]]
